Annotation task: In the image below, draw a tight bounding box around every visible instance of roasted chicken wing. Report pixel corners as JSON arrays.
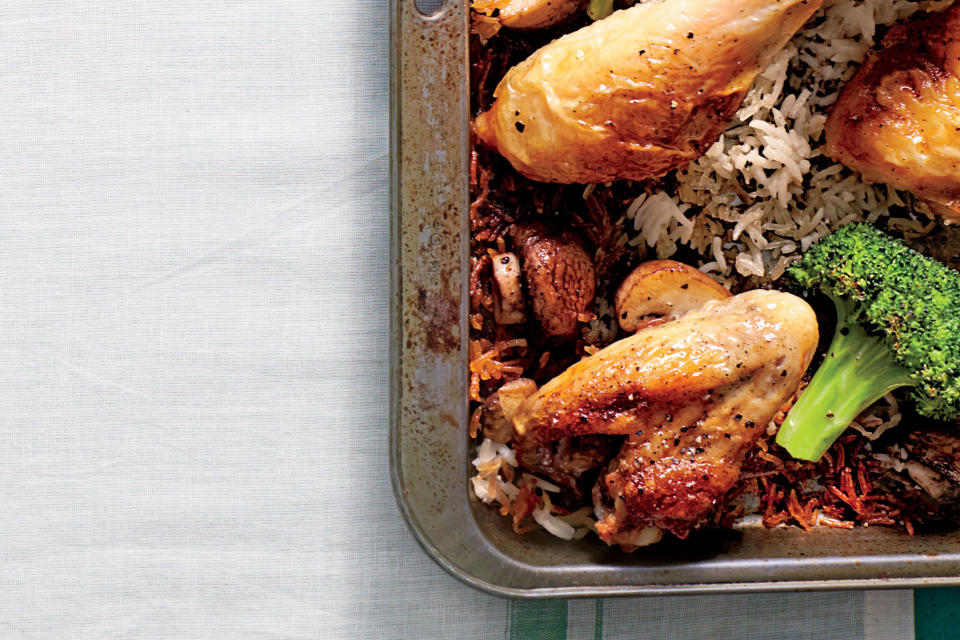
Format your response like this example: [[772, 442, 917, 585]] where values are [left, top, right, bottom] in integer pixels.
[[511, 290, 818, 542], [825, 4, 960, 221], [473, 0, 822, 184]]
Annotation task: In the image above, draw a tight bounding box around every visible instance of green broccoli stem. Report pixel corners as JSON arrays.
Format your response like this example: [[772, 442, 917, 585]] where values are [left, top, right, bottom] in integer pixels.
[[775, 294, 915, 462]]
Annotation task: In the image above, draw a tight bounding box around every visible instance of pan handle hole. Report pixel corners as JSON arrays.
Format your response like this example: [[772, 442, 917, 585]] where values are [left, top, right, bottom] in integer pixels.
[[414, 0, 445, 16]]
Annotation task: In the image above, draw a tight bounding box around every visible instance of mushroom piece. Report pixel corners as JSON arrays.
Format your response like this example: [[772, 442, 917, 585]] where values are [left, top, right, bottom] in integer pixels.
[[516, 434, 621, 504], [904, 461, 959, 502], [492, 252, 526, 325], [899, 430, 960, 501], [614, 260, 731, 332], [473, 0, 584, 30], [513, 223, 596, 340]]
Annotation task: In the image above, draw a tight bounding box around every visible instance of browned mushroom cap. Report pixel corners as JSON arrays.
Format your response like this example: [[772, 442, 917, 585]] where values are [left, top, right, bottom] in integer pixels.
[[614, 260, 730, 332], [512, 223, 596, 341]]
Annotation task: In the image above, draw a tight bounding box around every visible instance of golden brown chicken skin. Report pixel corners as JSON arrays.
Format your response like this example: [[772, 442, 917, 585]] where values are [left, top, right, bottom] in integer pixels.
[[473, 0, 584, 30], [825, 4, 960, 221], [511, 290, 818, 541], [473, 0, 822, 184]]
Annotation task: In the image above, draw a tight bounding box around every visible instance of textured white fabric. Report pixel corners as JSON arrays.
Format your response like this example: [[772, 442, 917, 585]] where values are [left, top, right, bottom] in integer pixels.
[[0, 1, 911, 638], [864, 590, 915, 640]]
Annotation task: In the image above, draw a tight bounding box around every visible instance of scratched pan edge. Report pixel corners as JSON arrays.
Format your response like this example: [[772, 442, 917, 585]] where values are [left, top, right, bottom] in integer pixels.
[[388, 0, 960, 598]]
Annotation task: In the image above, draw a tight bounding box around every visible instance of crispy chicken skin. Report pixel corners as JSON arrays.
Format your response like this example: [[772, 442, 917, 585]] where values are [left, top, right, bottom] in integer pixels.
[[825, 4, 960, 221], [511, 290, 818, 541], [474, 0, 584, 30], [473, 0, 822, 184]]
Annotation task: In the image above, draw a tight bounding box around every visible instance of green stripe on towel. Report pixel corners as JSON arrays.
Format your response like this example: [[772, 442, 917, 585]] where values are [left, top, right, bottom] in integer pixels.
[[594, 599, 604, 640], [508, 600, 568, 640], [915, 588, 960, 640]]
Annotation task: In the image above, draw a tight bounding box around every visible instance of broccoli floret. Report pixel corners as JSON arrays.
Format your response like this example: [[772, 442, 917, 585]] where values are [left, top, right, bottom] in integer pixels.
[[775, 223, 960, 462]]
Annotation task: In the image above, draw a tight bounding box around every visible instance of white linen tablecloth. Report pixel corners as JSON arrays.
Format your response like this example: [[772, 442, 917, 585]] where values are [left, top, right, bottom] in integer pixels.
[[0, 1, 916, 637]]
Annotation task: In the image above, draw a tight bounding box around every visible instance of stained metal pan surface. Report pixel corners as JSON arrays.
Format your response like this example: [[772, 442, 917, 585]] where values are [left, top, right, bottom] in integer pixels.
[[389, 0, 960, 597]]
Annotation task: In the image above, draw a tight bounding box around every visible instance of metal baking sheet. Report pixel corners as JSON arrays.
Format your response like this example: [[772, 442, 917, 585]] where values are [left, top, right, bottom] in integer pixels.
[[389, 0, 960, 597]]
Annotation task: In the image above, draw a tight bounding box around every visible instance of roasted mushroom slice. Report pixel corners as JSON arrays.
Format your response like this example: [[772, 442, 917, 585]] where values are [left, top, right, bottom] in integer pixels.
[[492, 252, 525, 325], [614, 260, 731, 332], [476, 393, 515, 443]]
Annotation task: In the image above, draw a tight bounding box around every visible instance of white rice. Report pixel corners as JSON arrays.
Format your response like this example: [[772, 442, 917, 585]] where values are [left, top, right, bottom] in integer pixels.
[[849, 394, 903, 441], [532, 492, 577, 540], [583, 292, 618, 344], [471, 438, 521, 503], [471, 437, 598, 540]]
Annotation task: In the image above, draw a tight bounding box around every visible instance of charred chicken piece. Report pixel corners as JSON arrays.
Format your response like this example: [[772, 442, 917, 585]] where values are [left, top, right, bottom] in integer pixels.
[[473, 0, 822, 184], [825, 4, 960, 221], [516, 435, 618, 504], [513, 223, 595, 340], [511, 290, 818, 542]]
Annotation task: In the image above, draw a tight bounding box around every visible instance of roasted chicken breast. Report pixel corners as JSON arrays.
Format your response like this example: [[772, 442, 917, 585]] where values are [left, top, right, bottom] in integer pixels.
[[511, 290, 818, 541], [825, 4, 960, 221], [473, 0, 822, 184], [473, 0, 584, 30]]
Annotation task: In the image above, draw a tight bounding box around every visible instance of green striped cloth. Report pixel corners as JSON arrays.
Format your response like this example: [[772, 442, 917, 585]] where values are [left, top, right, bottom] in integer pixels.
[[502, 590, 946, 639], [506, 601, 601, 640], [916, 588, 960, 640]]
